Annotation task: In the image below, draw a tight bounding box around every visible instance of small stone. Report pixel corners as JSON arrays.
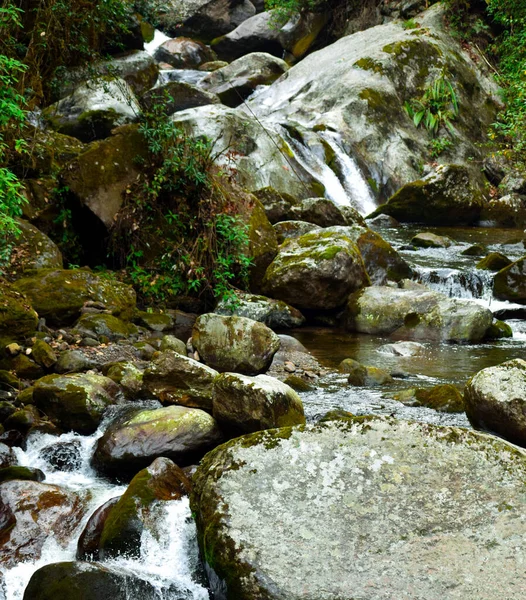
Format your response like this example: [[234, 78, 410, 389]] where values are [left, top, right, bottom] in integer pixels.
[[304, 371, 317, 379], [5, 344, 21, 357], [284, 361, 296, 373]]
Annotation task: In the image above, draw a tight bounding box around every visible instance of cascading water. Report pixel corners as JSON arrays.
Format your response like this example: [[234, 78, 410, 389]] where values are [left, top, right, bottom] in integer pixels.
[[2, 426, 210, 600]]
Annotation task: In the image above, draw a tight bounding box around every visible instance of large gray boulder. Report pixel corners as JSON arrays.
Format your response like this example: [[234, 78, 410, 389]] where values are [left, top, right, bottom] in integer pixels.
[[212, 372, 305, 433], [200, 52, 288, 107], [141, 80, 220, 115], [464, 359, 526, 446], [43, 79, 140, 142], [262, 230, 369, 310], [493, 257, 526, 303], [191, 417, 526, 600], [192, 313, 281, 374], [345, 286, 493, 343], [153, 37, 216, 68]]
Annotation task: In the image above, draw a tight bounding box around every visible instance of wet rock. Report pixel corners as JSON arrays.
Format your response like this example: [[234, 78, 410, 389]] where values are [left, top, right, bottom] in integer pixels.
[[465, 359, 526, 446], [0, 282, 39, 343], [13, 269, 136, 327], [493, 257, 526, 303], [199, 60, 229, 71], [461, 243, 487, 256], [154, 37, 216, 68], [339, 359, 392, 386], [9, 220, 63, 275], [31, 339, 58, 369], [212, 372, 305, 434], [0, 466, 45, 483], [74, 313, 138, 341], [191, 417, 526, 600], [211, 10, 327, 61], [40, 441, 83, 472], [411, 232, 453, 248], [0, 444, 15, 469], [0, 354, 44, 380], [262, 230, 369, 311], [92, 405, 223, 477], [77, 497, 120, 560], [480, 193, 526, 228], [486, 319, 513, 339], [215, 292, 305, 329], [33, 373, 121, 434], [476, 252, 512, 271], [371, 165, 484, 225], [377, 341, 424, 356], [273, 220, 321, 244], [55, 350, 95, 374], [23, 561, 158, 600], [142, 350, 218, 410], [0, 480, 86, 567], [192, 313, 281, 374], [345, 286, 492, 343], [43, 79, 140, 142], [0, 430, 24, 448], [253, 187, 301, 224], [201, 52, 288, 107], [367, 214, 400, 229], [143, 80, 220, 116], [97, 457, 191, 559], [105, 361, 145, 399], [283, 375, 314, 392], [392, 384, 464, 412]]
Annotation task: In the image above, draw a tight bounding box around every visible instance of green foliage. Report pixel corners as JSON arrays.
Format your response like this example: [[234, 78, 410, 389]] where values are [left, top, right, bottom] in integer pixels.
[[404, 72, 459, 136], [265, 0, 324, 25], [428, 137, 454, 158], [111, 99, 253, 306], [402, 19, 420, 30]]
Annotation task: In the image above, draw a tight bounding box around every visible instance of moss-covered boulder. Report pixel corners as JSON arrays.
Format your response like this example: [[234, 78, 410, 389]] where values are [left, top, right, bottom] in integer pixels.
[[137, 311, 174, 332], [32, 373, 121, 434], [247, 196, 279, 292], [160, 334, 187, 354], [273, 220, 321, 244], [201, 52, 288, 107], [97, 457, 191, 559], [476, 252, 512, 272], [339, 358, 393, 386], [92, 405, 223, 477], [354, 228, 412, 284], [142, 350, 218, 410], [0, 480, 87, 567], [345, 286, 492, 343], [61, 124, 149, 229], [0, 281, 38, 343], [13, 269, 136, 326], [411, 232, 453, 249], [493, 257, 526, 303], [253, 187, 301, 224], [74, 313, 138, 341], [212, 373, 305, 435], [0, 466, 45, 483], [43, 79, 140, 143], [192, 313, 281, 374], [370, 165, 484, 225], [462, 243, 488, 257], [215, 292, 305, 329], [392, 384, 464, 413], [9, 220, 63, 275], [191, 417, 526, 600], [22, 561, 158, 600], [55, 350, 95, 374], [464, 359, 526, 446], [486, 319, 513, 339], [262, 230, 369, 311]]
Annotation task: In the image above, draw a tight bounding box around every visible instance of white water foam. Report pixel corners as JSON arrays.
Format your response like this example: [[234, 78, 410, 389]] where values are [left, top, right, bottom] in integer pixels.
[[145, 30, 171, 57]]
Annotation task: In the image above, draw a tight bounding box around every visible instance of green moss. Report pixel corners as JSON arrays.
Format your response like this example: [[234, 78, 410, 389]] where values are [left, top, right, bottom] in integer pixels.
[[353, 57, 385, 74]]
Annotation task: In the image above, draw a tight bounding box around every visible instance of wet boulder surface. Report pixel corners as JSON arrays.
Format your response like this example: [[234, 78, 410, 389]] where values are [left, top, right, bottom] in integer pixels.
[[191, 417, 526, 600]]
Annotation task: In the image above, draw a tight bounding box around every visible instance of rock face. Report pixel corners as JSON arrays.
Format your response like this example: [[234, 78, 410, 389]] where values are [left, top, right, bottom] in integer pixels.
[[142, 350, 219, 410], [192, 417, 526, 600], [215, 293, 305, 329], [141, 81, 220, 115], [10, 220, 63, 274], [464, 359, 526, 446], [200, 52, 289, 107], [346, 286, 492, 343], [493, 257, 526, 303], [262, 230, 369, 310], [43, 79, 140, 142], [0, 480, 86, 567], [92, 405, 223, 477], [13, 269, 136, 326], [154, 37, 216, 68], [0, 282, 38, 342], [480, 193, 526, 228], [192, 313, 281, 374], [212, 373, 305, 434], [33, 373, 121, 434], [371, 165, 484, 225]]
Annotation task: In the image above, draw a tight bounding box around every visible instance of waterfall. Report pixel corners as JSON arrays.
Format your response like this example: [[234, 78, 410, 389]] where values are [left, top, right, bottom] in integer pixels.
[[413, 265, 495, 304]]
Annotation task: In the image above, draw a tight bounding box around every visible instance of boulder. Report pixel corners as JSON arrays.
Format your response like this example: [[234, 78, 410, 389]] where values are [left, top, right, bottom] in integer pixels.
[[105, 361, 145, 399], [200, 52, 289, 107], [13, 269, 136, 326], [262, 230, 369, 310], [192, 313, 281, 374], [32, 373, 121, 434], [499, 173, 526, 195], [392, 384, 464, 412], [345, 286, 492, 343], [462, 243, 487, 257], [253, 187, 302, 223], [155, 0, 256, 42], [159, 334, 187, 354], [493, 257, 526, 303], [74, 314, 138, 341], [137, 311, 174, 332], [61, 124, 149, 229], [273, 220, 321, 244], [77, 497, 119, 560], [43, 79, 140, 142], [0, 466, 45, 483], [0, 444, 15, 469], [191, 417, 526, 600], [153, 37, 216, 68], [31, 339, 58, 369], [9, 220, 63, 275], [211, 10, 327, 61], [55, 350, 95, 374], [23, 562, 158, 600], [246, 195, 279, 290], [97, 457, 191, 559], [339, 359, 393, 386], [370, 165, 484, 225], [464, 359, 526, 446], [142, 350, 219, 410], [212, 372, 305, 434], [480, 193, 526, 228], [215, 292, 305, 329], [92, 405, 223, 477], [0, 480, 86, 567], [476, 252, 512, 272], [141, 81, 219, 115], [411, 232, 453, 249], [377, 341, 424, 356], [0, 282, 38, 343]]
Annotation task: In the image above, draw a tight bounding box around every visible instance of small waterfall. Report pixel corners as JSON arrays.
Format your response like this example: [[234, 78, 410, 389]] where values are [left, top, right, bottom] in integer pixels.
[[156, 69, 207, 87], [414, 265, 495, 304], [144, 30, 171, 57]]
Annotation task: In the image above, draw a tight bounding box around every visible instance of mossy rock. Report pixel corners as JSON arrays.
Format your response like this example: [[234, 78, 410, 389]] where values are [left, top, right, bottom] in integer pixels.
[[74, 314, 138, 341], [356, 228, 412, 284], [247, 197, 279, 292], [98, 457, 191, 559], [9, 220, 63, 276], [105, 361, 145, 400], [31, 340, 58, 369], [13, 269, 136, 327], [137, 311, 174, 332], [253, 187, 301, 224], [32, 373, 121, 434], [0, 281, 39, 343], [476, 252, 512, 272], [0, 354, 44, 380], [0, 466, 45, 483], [411, 232, 453, 249], [486, 319, 513, 339], [273, 220, 321, 244], [462, 243, 487, 257], [393, 384, 464, 413], [493, 257, 526, 303]]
